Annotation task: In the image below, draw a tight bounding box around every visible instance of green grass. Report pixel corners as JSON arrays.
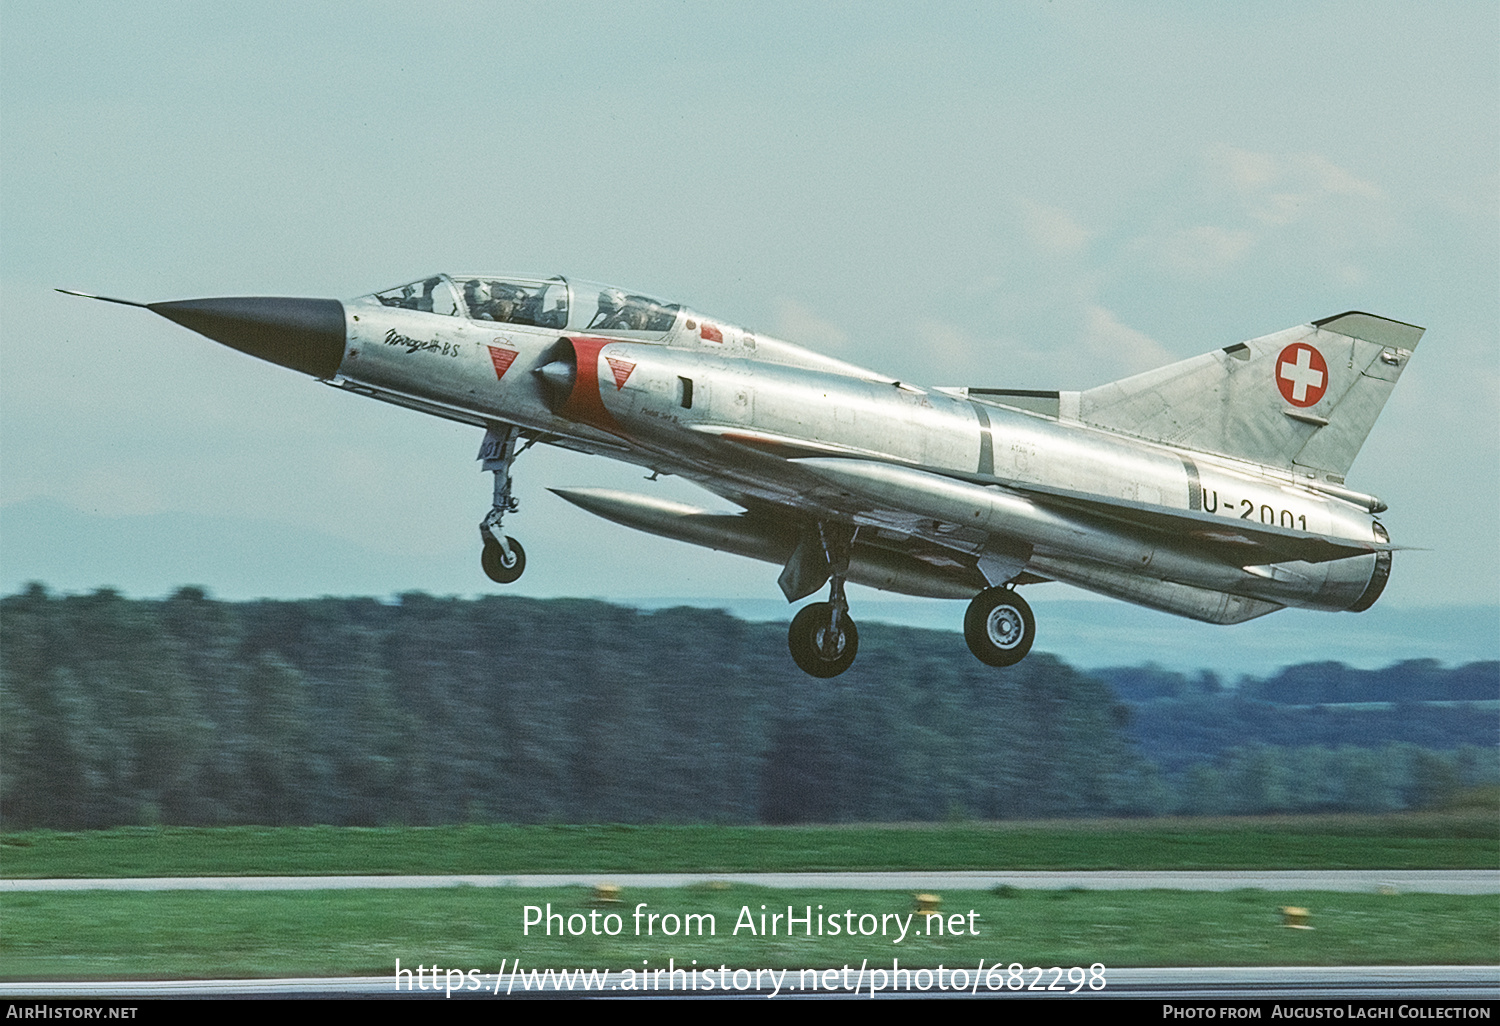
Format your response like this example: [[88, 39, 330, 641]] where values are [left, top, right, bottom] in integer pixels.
[[3, 813, 1496, 879], [1, 887, 1493, 979], [4, 817, 1493, 980]]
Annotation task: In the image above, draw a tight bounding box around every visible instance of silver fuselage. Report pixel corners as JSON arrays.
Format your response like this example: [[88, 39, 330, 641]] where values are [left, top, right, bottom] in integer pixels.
[[330, 275, 1390, 623]]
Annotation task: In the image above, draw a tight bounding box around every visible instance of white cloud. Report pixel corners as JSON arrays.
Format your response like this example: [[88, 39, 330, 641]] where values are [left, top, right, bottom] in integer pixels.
[[1219, 146, 1278, 193], [1210, 145, 1385, 225], [1303, 153, 1383, 200], [912, 318, 986, 380], [1134, 147, 1390, 276], [1156, 225, 1256, 274], [1253, 192, 1305, 227], [1019, 200, 1090, 256], [908, 308, 1176, 389], [1082, 305, 1175, 375], [771, 298, 851, 352]]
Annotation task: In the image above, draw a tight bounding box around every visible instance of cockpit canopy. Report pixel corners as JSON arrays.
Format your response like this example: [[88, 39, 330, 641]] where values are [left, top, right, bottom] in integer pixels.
[[354, 275, 683, 337]]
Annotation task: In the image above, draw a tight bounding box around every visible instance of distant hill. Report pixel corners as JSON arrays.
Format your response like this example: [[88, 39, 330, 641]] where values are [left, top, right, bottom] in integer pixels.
[[1089, 661, 1499, 772], [4, 498, 1496, 679], [632, 597, 1500, 678], [2, 588, 1494, 829]]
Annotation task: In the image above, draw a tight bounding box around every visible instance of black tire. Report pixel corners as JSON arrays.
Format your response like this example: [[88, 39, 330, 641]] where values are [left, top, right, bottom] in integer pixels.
[[787, 602, 859, 678], [964, 587, 1035, 667], [481, 537, 526, 584]]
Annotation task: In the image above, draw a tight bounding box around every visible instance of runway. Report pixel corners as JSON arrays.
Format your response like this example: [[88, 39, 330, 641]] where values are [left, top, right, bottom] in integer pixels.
[[1, 966, 1495, 1000], [4, 870, 1497, 892], [6, 871, 1493, 1000]]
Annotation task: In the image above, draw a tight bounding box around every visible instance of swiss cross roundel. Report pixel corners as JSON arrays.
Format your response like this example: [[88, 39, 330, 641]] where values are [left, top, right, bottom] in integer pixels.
[[1275, 343, 1328, 408]]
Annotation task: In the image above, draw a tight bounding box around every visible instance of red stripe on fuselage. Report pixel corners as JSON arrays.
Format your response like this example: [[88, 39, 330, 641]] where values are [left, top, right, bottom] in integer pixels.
[[558, 336, 625, 434]]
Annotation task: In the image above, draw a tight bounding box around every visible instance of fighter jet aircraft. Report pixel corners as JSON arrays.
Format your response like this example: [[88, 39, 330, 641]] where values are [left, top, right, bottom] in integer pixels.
[[61, 276, 1421, 677]]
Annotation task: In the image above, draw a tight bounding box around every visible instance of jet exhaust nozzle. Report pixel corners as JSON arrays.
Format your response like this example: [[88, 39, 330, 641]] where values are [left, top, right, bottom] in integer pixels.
[[147, 297, 347, 378]]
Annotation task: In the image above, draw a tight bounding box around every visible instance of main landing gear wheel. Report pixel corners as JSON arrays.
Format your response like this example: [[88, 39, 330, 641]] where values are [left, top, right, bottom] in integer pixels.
[[481, 537, 526, 584], [964, 587, 1035, 667], [788, 601, 859, 678]]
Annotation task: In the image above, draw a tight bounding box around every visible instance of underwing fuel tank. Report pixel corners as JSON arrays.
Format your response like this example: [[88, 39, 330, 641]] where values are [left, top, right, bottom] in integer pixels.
[[550, 487, 985, 600]]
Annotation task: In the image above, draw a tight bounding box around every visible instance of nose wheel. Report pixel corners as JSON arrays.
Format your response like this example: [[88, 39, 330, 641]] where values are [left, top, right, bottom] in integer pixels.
[[964, 587, 1035, 666], [481, 536, 526, 584]]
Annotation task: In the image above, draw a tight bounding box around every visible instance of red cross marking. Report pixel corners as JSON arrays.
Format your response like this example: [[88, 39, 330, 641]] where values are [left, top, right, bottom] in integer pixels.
[[1276, 343, 1328, 408]]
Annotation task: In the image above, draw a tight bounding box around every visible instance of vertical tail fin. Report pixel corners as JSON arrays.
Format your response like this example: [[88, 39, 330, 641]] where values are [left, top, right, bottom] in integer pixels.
[[1069, 311, 1423, 481]]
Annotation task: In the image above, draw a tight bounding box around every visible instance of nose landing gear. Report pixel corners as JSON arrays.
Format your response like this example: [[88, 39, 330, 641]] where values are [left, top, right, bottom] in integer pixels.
[[478, 423, 532, 584]]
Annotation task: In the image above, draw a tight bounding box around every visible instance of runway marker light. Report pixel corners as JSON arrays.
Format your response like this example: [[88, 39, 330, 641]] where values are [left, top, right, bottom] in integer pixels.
[[1280, 905, 1313, 929]]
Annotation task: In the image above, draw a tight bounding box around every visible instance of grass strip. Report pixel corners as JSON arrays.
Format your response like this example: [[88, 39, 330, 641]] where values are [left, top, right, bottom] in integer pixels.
[[3, 815, 1496, 879], [1, 886, 1494, 980]]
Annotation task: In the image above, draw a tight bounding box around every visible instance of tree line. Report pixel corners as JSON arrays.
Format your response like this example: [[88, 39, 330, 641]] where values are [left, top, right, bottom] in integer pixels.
[[1089, 662, 1498, 772], [1, 585, 1493, 829]]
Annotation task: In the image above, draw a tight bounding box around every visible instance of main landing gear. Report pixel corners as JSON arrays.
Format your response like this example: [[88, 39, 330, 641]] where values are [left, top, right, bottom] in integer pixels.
[[963, 586, 1035, 667], [786, 524, 859, 678], [787, 583, 1037, 677], [788, 600, 859, 678], [478, 424, 531, 584], [782, 527, 1039, 678]]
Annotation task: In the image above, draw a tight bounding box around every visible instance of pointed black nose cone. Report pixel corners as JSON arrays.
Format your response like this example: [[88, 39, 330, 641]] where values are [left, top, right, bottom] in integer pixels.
[[147, 297, 347, 378]]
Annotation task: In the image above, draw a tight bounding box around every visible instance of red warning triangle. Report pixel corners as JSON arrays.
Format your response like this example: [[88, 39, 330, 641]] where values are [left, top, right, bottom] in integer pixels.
[[605, 357, 636, 390], [486, 346, 518, 381], [699, 321, 723, 343]]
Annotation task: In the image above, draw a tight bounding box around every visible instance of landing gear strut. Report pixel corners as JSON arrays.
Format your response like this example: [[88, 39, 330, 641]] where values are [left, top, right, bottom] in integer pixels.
[[964, 586, 1035, 666], [478, 423, 530, 584], [786, 523, 859, 678]]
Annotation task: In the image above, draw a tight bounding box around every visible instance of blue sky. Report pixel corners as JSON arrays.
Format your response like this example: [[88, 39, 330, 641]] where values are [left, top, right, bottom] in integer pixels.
[[2, 2, 1496, 616]]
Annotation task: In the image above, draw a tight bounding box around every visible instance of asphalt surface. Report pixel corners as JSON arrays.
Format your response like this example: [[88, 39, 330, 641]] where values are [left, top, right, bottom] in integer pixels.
[[1, 966, 1495, 1000], [4, 870, 1497, 892], [7, 871, 1493, 1000]]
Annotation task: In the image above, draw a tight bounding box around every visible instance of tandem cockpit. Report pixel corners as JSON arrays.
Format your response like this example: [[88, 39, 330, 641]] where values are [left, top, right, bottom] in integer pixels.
[[349, 274, 888, 382], [353, 275, 684, 338]]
